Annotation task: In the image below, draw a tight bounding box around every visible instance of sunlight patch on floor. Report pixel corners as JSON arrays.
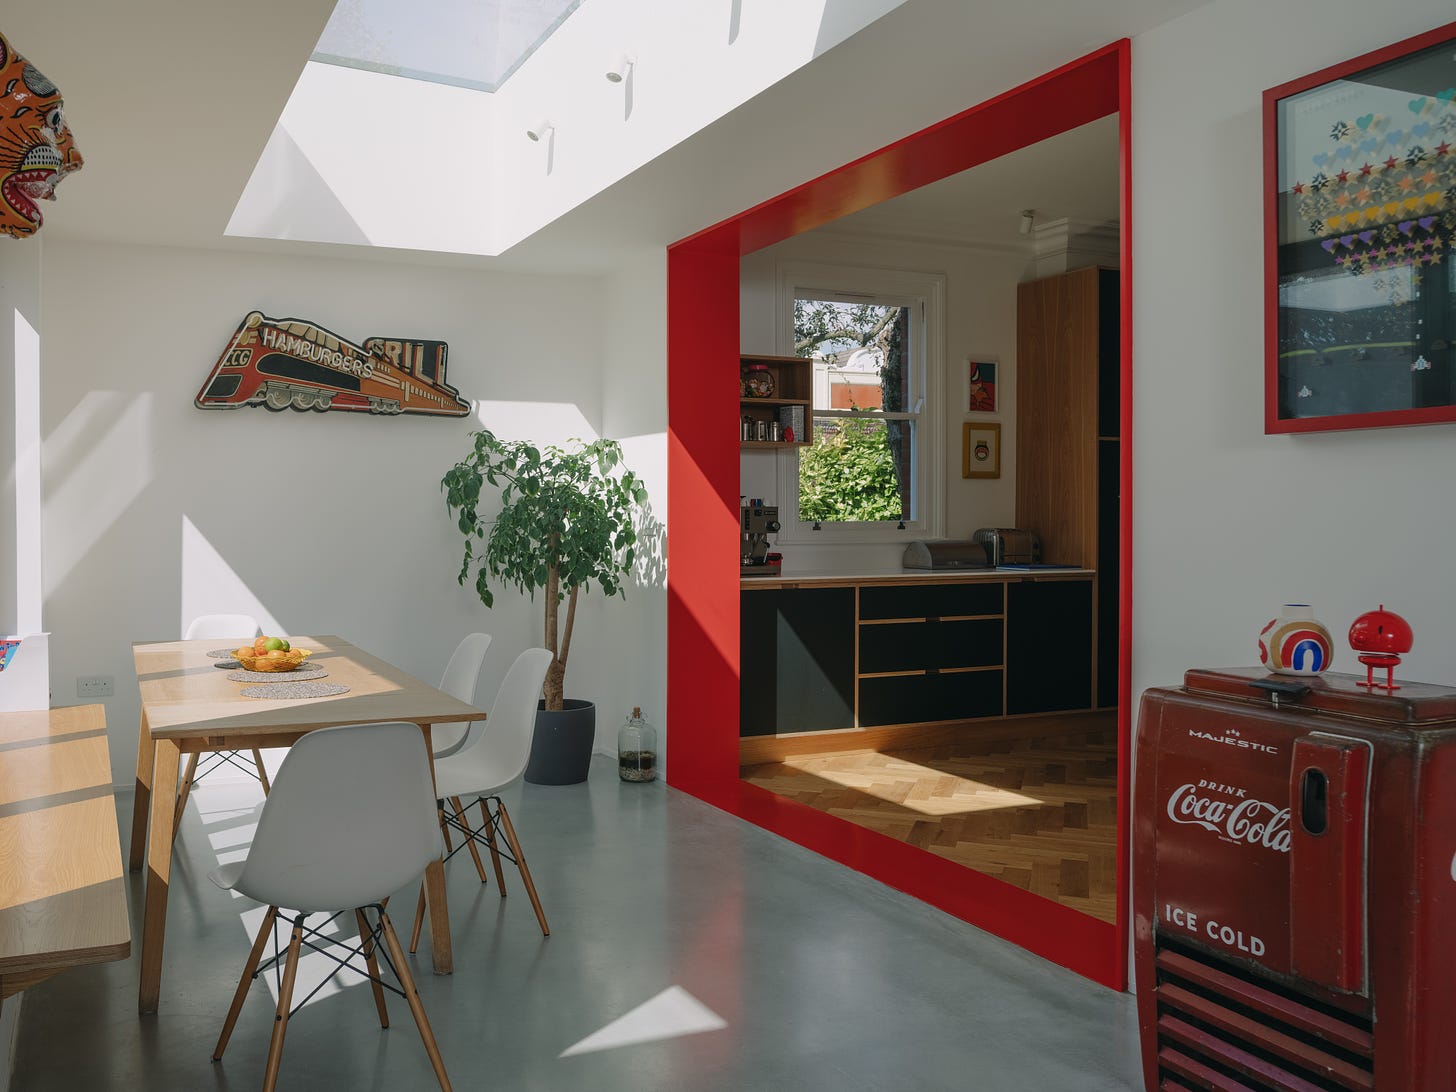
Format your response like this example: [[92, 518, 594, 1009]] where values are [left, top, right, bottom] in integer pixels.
[[780, 753, 1044, 816], [560, 985, 726, 1057]]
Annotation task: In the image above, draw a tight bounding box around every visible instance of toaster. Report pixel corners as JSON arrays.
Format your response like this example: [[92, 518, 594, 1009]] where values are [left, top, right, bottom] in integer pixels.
[[970, 527, 1041, 567]]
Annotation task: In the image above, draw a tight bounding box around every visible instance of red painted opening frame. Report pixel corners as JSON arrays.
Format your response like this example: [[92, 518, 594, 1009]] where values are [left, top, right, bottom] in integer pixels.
[[665, 40, 1133, 990]]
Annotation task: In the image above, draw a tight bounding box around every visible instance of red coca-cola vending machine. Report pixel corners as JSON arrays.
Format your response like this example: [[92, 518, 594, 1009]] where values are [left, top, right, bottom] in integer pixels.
[[1134, 667, 1456, 1091]]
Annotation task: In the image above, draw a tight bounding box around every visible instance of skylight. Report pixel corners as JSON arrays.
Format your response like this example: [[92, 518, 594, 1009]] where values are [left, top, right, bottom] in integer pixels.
[[312, 0, 583, 92]]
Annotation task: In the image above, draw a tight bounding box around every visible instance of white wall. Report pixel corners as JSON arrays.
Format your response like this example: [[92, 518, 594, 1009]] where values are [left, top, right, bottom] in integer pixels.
[[597, 248, 669, 762], [1, 238, 42, 640], [1131, 0, 1456, 703], [739, 229, 1025, 572], [38, 240, 618, 783]]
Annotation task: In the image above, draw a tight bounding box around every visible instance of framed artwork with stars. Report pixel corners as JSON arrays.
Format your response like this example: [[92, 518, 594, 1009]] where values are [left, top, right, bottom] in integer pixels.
[[1265, 19, 1456, 433]]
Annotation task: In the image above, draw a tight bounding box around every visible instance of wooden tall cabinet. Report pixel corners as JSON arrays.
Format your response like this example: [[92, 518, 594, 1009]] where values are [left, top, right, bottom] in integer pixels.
[[1016, 267, 1120, 708]]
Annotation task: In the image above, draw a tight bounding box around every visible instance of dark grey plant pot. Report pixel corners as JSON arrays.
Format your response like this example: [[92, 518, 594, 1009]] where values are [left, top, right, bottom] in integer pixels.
[[523, 699, 596, 785]]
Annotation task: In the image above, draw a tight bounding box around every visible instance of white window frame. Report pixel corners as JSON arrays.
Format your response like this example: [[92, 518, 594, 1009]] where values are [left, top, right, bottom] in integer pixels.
[[774, 261, 945, 546]]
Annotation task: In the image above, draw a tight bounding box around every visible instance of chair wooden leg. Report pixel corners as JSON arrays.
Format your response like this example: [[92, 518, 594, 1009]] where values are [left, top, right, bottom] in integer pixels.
[[213, 906, 277, 1062], [437, 802, 455, 854], [251, 749, 271, 794], [172, 753, 200, 843], [495, 802, 549, 937], [451, 796, 488, 884], [261, 919, 304, 1092], [408, 881, 426, 954], [356, 909, 389, 1028], [480, 799, 506, 894], [378, 911, 452, 1092]]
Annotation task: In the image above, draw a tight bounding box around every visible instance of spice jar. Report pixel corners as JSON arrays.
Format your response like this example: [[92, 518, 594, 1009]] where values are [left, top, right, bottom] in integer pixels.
[[617, 707, 657, 782]]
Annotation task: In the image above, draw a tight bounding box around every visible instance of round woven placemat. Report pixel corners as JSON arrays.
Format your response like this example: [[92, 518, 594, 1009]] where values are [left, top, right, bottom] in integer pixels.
[[241, 682, 349, 700], [207, 648, 244, 659], [227, 667, 328, 683]]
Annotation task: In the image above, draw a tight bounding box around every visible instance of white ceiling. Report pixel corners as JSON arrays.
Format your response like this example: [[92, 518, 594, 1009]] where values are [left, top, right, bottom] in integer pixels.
[[826, 114, 1120, 249], [8, 0, 1205, 272], [4, 0, 337, 250]]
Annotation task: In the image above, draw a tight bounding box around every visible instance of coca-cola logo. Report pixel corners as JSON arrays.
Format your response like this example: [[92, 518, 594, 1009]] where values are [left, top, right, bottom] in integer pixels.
[[1166, 783, 1291, 853]]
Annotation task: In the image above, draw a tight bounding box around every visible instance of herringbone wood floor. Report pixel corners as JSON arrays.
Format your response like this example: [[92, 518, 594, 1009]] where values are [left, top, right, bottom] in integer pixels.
[[741, 723, 1118, 923]]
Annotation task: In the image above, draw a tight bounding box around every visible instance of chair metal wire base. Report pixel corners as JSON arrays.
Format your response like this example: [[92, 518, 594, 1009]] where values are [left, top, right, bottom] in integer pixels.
[[409, 794, 550, 952], [214, 903, 451, 1092]]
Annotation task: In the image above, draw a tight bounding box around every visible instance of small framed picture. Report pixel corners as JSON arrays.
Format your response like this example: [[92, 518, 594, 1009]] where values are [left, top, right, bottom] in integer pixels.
[[962, 422, 1001, 479], [966, 358, 997, 413]]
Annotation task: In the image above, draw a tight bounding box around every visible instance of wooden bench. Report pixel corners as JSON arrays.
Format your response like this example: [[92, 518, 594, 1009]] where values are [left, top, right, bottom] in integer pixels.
[[0, 704, 131, 1008]]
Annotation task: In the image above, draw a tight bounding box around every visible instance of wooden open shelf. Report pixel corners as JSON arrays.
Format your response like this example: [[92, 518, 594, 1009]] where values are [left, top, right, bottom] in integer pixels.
[[740, 354, 813, 447]]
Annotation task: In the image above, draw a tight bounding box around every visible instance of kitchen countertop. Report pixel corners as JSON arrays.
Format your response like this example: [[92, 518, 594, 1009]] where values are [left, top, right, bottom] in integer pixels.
[[739, 567, 1095, 589]]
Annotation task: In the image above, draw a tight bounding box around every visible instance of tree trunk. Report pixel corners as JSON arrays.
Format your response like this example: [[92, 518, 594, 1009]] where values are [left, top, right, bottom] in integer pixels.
[[542, 584, 577, 711], [543, 656, 566, 711], [542, 563, 565, 710]]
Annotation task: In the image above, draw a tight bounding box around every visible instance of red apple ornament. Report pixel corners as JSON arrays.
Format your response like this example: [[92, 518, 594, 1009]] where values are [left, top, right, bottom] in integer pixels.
[[1348, 605, 1413, 692]]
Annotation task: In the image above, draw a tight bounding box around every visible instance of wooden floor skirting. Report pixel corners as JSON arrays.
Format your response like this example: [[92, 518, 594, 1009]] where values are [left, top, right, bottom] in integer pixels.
[[741, 713, 1118, 924]]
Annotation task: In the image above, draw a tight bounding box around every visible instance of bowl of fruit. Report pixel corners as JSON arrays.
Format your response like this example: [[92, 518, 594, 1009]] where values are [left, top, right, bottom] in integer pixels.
[[232, 636, 313, 673]]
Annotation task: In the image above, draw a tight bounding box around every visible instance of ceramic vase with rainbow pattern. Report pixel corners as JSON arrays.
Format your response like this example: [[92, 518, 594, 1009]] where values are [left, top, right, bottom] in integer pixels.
[[1258, 604, 1334, 676]]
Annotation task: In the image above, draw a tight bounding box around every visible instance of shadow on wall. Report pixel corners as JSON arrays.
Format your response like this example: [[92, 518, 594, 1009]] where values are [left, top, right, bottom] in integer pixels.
[[632, 506, 666, 591], [226, 125, 371, 246], [814, 0, 902, 57]]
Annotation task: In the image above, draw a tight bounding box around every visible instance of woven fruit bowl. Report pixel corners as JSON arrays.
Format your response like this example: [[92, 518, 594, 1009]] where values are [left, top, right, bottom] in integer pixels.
[[232, 647, 313, 673]]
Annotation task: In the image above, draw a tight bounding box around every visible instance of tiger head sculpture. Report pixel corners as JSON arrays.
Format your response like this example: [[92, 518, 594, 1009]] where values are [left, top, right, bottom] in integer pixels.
[[0, 31, 83, 239]]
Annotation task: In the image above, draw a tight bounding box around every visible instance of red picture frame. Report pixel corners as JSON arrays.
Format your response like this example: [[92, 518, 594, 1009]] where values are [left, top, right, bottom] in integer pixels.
[[1264, 20, 1456, 434]]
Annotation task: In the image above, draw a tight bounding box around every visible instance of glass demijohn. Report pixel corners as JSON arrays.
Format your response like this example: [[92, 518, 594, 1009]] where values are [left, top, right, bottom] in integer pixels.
[[618, 706, 657, 782]]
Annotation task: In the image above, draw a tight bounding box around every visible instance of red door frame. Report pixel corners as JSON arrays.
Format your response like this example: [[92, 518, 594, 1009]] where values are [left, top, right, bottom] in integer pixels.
[[666, 40, 1133, 990]]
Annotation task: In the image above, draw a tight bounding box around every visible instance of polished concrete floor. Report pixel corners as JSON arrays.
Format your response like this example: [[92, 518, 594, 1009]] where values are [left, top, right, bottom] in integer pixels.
[[13, 757, 1142, 1091]]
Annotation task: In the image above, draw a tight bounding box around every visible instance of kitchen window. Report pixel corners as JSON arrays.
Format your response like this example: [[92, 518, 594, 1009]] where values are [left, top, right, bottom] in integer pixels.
[[774, 263, 945, 545]]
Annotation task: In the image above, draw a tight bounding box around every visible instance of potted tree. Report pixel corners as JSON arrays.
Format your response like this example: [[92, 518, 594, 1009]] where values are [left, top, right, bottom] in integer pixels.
[[442, 429, 648, 784]]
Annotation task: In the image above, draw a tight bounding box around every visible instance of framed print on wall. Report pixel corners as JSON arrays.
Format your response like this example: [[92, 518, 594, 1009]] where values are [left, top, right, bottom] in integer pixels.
[[966, 357, 997, 413], [1265, 19, 1456, 434], [962, 422, 1000, 478]]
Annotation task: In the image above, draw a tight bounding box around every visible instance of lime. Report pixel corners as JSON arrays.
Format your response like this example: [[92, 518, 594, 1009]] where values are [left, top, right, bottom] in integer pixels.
[[263, 637, 285, 651], [278, 639, 291, 652]]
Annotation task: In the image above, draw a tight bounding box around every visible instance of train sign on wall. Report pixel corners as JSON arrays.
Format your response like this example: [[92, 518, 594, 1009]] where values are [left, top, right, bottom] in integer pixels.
[[195, 311, 471, 417]]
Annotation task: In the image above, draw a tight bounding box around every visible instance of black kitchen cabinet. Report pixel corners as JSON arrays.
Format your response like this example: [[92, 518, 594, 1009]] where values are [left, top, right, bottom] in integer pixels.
[[1005, 578, 1094, 715], [857, 582, 1005, 728], [739, 587, 855, 736], [859, 669, 1003, 728]]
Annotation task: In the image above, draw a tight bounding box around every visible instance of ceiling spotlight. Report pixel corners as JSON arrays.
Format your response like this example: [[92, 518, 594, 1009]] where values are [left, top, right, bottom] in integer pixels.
[[526, 121, 554, 142], [1019, 209, 1035, 235], [606, 56, 635, 83]]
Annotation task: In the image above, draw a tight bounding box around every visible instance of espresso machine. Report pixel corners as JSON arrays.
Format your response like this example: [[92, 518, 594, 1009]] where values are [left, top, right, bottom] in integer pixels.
[[740, 501, 781, 576]]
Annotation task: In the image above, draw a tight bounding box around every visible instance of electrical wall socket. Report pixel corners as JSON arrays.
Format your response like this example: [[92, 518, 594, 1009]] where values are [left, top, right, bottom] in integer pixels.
[[77, 675, 113, 698]]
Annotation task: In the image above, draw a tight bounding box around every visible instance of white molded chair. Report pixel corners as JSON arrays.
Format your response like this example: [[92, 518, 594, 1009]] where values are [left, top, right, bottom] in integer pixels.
[[430, 632, 493, 760], [410, 647, 553, 951], [175, 614, 268, 837], [209, 721, 451, 1092]]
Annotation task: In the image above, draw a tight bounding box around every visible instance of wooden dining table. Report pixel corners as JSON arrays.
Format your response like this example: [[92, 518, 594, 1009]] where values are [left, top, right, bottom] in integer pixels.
[[127, 635, 483, 1014]]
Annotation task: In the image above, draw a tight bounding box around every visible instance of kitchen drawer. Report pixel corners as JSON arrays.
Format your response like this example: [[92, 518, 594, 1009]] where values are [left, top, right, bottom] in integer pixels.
[[858, 670, 1004, 727], [859, 581, 1004, 621], [859, 618, 1002, 674]]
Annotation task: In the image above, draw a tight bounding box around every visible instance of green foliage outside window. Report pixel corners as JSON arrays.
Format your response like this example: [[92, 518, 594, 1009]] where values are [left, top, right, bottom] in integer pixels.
[[799, 416, 903, 522], [793, 297, 910, 522]]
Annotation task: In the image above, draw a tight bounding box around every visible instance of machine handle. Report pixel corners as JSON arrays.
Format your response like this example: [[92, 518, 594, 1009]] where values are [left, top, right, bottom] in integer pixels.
[[1249, 678, 1311, 705], [1299, 768, 1328, 835]]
